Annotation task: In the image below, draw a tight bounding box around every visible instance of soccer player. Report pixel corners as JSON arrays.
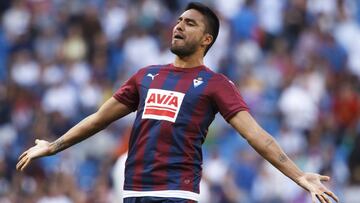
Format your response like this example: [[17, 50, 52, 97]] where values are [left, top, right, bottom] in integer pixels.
[[17, 2, 339, 203]]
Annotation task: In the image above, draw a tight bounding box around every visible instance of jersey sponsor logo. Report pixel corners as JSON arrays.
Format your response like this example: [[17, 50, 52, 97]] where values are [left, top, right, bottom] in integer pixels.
[[142, 89, 185, 122], [146, 73, 159, 80], [193, 77, 204, 88]]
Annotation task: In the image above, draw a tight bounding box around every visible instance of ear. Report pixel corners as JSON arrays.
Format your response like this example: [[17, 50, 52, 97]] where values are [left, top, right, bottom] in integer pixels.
[[201, 33, 213, 47]]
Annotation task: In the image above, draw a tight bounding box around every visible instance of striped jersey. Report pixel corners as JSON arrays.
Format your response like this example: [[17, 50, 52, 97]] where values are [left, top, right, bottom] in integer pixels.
[[113, 64, 248, 201]]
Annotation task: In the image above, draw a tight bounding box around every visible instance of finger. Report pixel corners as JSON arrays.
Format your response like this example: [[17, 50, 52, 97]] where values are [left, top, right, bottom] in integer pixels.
[[319, 175, 330, 181], [20, 158, 31, 171], [35, 139, 40, 144], [321, 193, 331, 203], [18, 150, 28, 161], [324, 191, 339, 202], [16, 161, 21, 171], [16, 156, 26, 168], [17, 155, 29, 170], [16, 157, 27, 170], [311, 193, 317, 203], [316, 194, 326, 203]]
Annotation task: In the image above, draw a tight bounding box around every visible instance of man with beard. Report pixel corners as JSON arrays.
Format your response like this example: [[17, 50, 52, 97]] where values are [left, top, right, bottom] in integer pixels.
[[17, 2, 338, 203]]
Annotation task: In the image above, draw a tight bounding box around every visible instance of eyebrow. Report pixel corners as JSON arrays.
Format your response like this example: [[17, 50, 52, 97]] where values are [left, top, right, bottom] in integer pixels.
[[178, 17, 198, 25]]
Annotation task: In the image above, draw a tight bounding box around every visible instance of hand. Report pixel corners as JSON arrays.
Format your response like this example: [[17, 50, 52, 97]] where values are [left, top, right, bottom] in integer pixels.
[[16, 139, 52, 171], [297, 173, 339, 203]]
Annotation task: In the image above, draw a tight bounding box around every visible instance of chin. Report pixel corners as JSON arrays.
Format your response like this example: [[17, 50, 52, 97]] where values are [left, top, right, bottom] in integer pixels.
[[170, 45, 181, 54], [170, 47, 185, 56], [170, 43, 197, 57]]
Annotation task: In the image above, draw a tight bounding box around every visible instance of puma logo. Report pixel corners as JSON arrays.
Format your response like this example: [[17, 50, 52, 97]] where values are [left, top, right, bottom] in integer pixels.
[[146, 73, 159, 80]]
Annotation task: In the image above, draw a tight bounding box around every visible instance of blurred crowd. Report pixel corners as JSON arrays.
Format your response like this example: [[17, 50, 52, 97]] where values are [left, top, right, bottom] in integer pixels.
[[0, 0, 359, 202]]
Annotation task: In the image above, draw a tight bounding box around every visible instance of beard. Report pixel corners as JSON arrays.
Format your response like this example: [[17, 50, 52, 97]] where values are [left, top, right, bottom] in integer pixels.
[[170, 40, 198, 57]]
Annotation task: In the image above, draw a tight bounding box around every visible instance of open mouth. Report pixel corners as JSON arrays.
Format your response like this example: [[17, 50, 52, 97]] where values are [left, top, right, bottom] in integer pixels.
[[173, 34, 184, 40]]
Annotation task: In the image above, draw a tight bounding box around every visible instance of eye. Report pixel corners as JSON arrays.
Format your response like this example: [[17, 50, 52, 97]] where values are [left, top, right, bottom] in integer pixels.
[[185, 19, 196, 26], [176, 17, 183, 24]]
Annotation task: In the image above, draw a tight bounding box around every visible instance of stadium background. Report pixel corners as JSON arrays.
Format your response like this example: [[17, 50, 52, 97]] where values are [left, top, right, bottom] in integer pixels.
[[0, 0, 359, 202]]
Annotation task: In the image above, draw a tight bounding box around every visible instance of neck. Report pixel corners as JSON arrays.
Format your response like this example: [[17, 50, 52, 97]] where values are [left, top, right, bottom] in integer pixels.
[[173, 52, 204, 68]]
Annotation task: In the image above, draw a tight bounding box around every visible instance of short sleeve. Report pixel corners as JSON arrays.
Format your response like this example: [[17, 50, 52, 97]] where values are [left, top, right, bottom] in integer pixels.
[[211, 74, 249, 121], [113, 72, 139, 112]]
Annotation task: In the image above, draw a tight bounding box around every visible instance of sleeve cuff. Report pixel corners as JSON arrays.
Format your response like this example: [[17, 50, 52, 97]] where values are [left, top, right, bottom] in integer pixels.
[[112, 95, 137, 112], [223, 106, 249, 122]]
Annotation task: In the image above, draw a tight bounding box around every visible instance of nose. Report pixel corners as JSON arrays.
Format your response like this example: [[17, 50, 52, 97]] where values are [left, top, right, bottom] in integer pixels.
[[175, 21, 184, 31]]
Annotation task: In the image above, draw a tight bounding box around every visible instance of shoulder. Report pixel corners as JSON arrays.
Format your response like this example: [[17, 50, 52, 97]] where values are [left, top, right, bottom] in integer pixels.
[[139, 64, 170, 72], [205, 69, 235, 86], [131, 64, 168, 79]]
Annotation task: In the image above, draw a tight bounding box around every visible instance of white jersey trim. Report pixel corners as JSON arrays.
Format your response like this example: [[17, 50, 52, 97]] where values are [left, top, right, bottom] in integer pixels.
[[123, 190, 199, 201]]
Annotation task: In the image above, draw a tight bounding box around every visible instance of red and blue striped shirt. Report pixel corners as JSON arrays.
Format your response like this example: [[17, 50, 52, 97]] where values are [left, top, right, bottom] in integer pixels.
[[113, 64, 248, 201]]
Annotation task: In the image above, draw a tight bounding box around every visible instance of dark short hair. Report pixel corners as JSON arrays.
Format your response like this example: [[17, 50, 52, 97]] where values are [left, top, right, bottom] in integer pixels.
[[185, 2, 219, 56]]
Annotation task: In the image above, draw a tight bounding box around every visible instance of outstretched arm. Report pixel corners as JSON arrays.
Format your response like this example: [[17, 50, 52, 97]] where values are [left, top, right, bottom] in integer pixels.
[[229, 111, 339, 203], [16, 97, 132, 171]]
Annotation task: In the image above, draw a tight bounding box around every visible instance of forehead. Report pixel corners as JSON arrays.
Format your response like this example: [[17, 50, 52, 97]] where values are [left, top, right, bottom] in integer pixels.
[[178, 9, 206, 25]]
